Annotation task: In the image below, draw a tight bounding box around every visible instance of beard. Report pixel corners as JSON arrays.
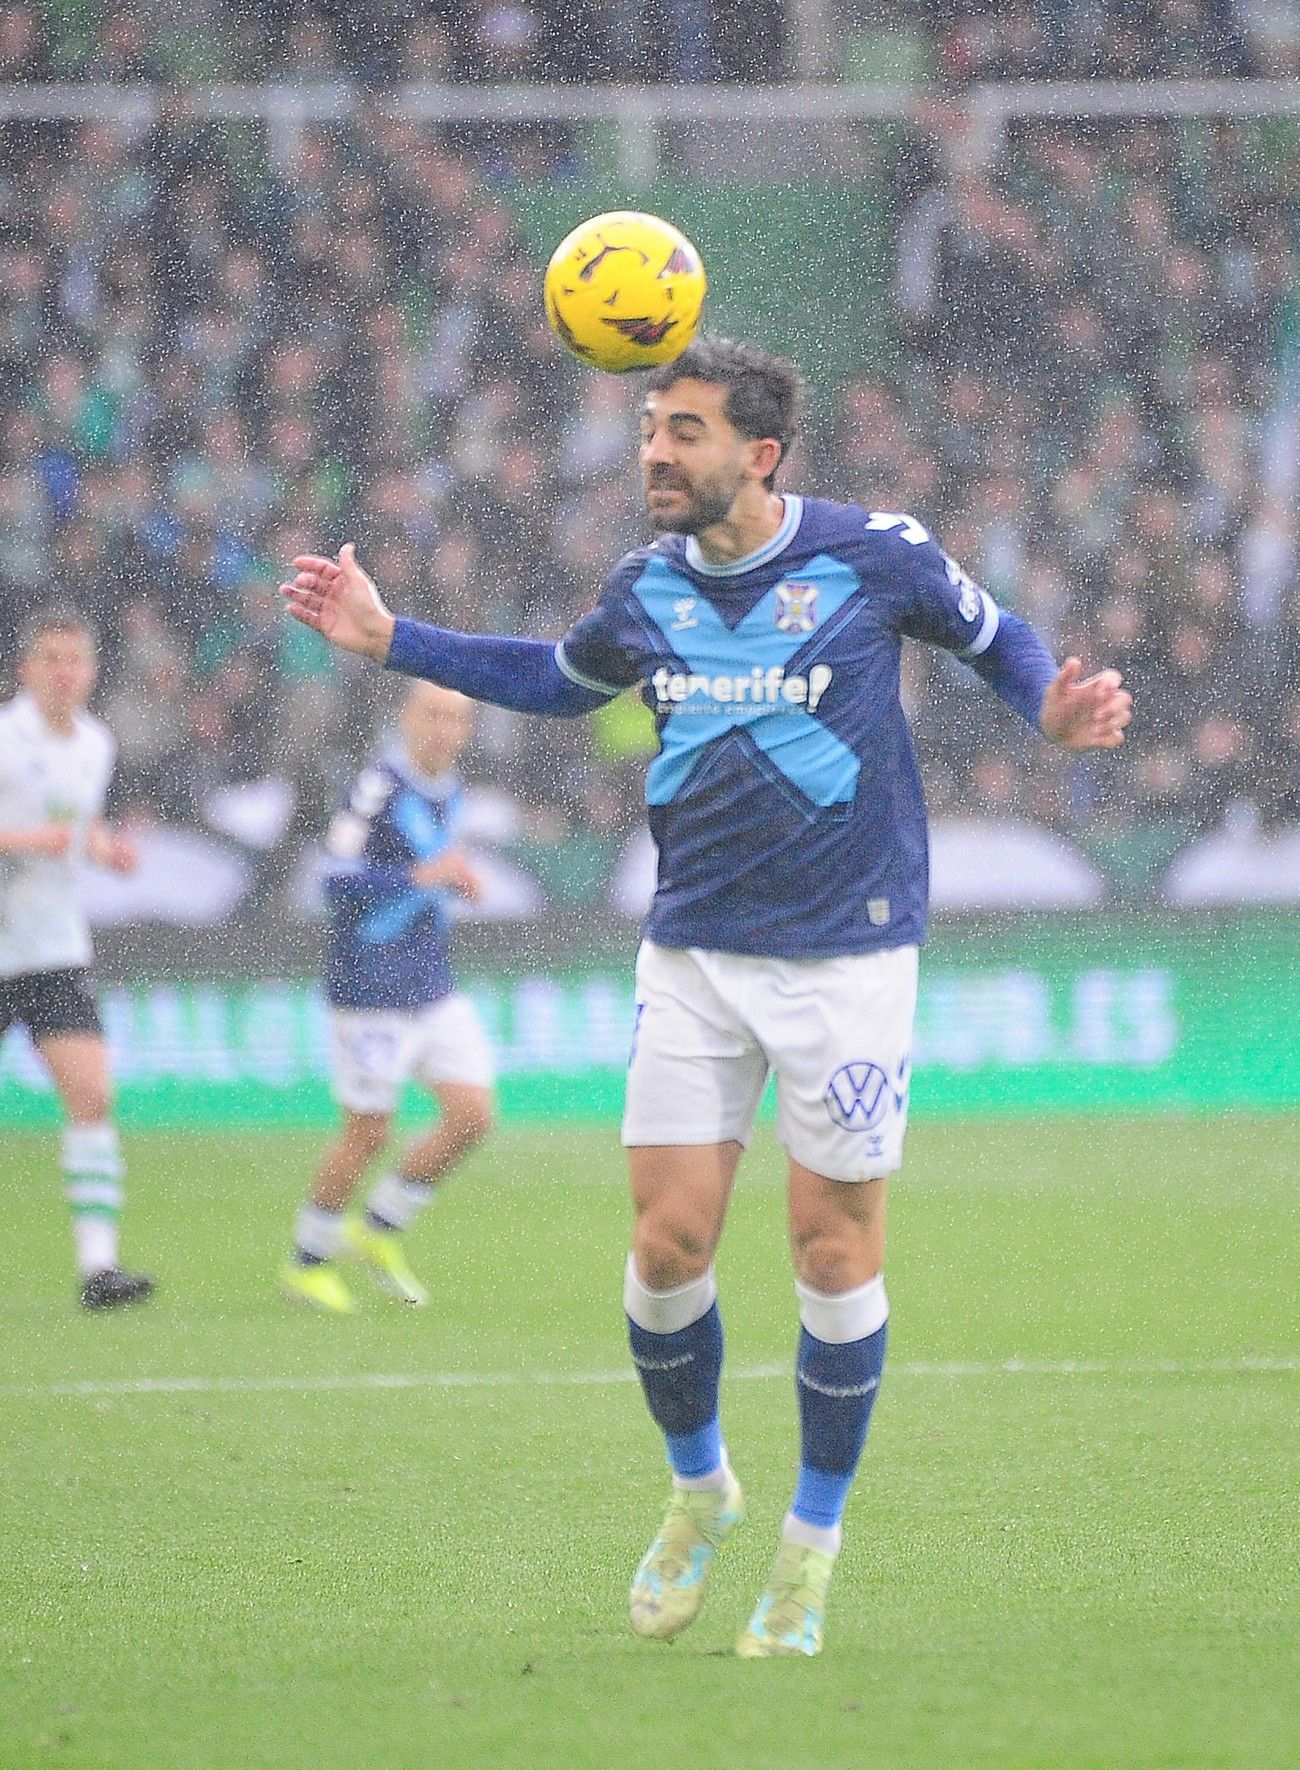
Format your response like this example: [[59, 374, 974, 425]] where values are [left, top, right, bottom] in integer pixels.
[[644, 469, 742, 535]]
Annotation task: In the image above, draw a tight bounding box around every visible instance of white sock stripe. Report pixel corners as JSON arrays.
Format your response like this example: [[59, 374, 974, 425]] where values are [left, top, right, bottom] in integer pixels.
[[61, 1123, 123, 1180], [72, 1213, 117, 1278], [64, 1180, 124, 1210], [366, 1172, 432, 1232], [782, 1511, 843, 1557], [293, 1203, 346, 1261], [623, 1255, 718, 1335], [796, 1274, 889, 1344]]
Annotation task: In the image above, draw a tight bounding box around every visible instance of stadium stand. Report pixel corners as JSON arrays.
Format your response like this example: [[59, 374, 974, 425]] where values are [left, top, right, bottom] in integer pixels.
[[1, 0, 1297, 920]]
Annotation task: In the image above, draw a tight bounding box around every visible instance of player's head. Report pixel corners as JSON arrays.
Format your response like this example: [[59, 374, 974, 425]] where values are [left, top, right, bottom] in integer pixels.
[[639, 338, 802, 534], [399, 682, 474, 776], [18, 609, 98, 719]]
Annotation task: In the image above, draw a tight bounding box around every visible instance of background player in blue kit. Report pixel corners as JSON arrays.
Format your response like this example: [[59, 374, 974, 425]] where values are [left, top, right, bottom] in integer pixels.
[[281, 339, 1131, 1655], [282, 682, 495, 1314]]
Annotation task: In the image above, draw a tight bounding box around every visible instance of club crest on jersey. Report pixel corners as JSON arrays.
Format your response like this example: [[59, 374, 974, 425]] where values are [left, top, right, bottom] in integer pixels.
[[775, 581, 819, 633]]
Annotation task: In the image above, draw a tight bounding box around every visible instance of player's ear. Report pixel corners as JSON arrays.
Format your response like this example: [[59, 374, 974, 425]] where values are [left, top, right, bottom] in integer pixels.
[[747, 436, 783, 483]]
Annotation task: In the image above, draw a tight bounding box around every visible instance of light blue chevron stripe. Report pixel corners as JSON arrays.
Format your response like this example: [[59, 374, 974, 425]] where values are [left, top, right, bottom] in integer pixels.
[[357, 789, 450, 943], [635, 554, 862, 809]]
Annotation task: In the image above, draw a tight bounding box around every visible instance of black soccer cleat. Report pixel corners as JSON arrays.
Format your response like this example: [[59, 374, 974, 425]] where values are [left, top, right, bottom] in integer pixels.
[[80, 1268, 155, 1311]]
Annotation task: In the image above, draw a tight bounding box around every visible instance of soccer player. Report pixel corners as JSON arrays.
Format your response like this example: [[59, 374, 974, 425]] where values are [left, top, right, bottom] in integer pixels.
[[0, 611, 153, 1309], [281, 339, 1130, 1656], [281, 681, 495, 1313]]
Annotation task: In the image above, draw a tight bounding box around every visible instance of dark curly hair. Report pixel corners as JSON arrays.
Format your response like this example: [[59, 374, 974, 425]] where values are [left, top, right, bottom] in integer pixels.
[[645, 337, 803, 491]]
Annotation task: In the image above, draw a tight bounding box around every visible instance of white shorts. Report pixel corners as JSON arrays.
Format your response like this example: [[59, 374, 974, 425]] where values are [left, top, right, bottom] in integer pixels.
[[329, 993, 495, 1115], [622, 940, 919, 1182]]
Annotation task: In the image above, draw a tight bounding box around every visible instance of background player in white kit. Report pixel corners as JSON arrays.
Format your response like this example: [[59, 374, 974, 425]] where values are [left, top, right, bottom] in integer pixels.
[[0, 612, 153, 1309], [281, 682, 495, 1313]]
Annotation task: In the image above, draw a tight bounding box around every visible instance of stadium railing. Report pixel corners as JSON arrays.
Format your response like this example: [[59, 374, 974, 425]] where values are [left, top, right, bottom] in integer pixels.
[[6, 78, 1300, 182]]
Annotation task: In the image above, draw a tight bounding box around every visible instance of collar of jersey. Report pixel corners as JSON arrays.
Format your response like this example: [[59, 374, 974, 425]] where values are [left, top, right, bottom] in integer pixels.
[[384, 745, 459, 800], [12, 689, 79, 741], [682, 494, 803, 578]]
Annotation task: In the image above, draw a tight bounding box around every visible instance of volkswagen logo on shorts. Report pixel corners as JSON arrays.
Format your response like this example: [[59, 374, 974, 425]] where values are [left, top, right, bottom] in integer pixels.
[[824, 1061, 891, 1132]]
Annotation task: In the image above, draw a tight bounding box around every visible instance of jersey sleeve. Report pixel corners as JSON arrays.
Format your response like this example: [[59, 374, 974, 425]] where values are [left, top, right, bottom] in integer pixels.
[[887, 526, 1001, 660], [554, 555, 652, 697], [869, 514, 1057, 728], [322, 766, 410, 895]]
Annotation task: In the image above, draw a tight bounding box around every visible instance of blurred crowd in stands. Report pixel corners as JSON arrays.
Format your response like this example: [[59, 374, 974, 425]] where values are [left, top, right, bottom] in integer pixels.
[[875, 108, 1300, 885], [926, 0, 1287, 82], [2, 1, 1294, 88], [1, 0, 1297, 912], [0, 0, 787, 85]]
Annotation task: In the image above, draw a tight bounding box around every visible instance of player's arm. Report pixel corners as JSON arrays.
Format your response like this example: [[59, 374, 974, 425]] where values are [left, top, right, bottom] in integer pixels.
[[410, 852, 483, 900], [322, 801, 417, 907], [0, 822, 73, 857], [322, 776, 482, 906], [963, 610, 1131, 750], [281, 545, 614, 718], [891, 525, 1131, 750]]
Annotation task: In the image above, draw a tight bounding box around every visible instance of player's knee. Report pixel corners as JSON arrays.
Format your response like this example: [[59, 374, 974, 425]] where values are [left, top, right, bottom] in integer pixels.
[[793, 1231, 874, 1296], [66, 1085, 113, 1124], [632, 1217, 715, 1290]]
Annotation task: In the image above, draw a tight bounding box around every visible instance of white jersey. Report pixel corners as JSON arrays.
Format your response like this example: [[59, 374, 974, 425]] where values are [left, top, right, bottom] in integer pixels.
[[0, 691, 115, 979]]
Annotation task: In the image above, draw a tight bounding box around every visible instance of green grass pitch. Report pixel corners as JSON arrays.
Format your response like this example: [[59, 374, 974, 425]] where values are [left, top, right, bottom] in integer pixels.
[[2, 1115, 1297, 1769]]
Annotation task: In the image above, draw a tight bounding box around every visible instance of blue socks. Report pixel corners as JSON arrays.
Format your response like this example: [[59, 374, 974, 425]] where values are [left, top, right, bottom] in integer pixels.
[[623, 1256, 889, 1541], [787, 1275, 889, 1553], [624, 1260, 726, 1483]]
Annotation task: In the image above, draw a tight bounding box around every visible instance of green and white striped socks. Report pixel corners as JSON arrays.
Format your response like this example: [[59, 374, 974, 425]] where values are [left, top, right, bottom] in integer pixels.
[[62, 1123, 124, 1277]]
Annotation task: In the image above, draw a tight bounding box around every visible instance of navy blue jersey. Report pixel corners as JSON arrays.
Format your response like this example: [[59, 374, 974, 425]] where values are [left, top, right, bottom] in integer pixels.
[[322, 749, 461, 1010], [556, 495, 1009, 959]]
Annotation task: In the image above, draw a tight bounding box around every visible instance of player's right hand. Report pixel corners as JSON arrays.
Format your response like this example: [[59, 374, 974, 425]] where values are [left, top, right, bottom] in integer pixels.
[[26, 824, 74, 858], [410, 851, 484, 901], [280, 542, 397, 662]]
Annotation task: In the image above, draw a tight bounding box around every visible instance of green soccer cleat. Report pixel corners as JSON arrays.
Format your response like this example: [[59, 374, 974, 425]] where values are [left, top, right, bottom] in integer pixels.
[[342, 1219, 429, 1306], [735, 1540, 836, 1659], [629, 1472, 744, 1641], [280, 1260, 355, 1314]]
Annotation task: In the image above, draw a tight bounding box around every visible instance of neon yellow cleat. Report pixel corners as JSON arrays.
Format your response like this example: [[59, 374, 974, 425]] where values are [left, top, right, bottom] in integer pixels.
[[342, 1218, 429, 1306], [280, 1260, 355, 1314], [735, 1541, 835, 1659], [629, 1472, 744, 1641]]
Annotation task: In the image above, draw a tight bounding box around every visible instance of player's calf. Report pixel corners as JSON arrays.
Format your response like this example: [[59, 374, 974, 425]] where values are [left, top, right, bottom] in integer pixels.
[[737, 1274, 888, 1658], [625, 1256, 742, 1639]]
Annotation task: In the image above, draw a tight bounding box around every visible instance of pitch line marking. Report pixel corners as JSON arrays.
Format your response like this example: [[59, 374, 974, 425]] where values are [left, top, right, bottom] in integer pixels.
[[4, 1356, 1298, 1402]]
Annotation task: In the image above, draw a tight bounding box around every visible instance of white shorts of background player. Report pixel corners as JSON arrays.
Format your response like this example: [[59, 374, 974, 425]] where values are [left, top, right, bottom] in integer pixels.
[[622, 940, 919, 1182], [329, 992, 495, 1115]]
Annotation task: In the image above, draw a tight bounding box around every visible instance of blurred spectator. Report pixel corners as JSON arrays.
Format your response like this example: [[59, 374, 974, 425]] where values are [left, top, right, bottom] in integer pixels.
[[886, 104, 1299, 847], [0, 2, 1296, 924]]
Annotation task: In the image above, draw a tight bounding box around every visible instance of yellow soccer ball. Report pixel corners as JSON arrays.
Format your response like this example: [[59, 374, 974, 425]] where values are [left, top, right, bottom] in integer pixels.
[[544, 211, 707, 374]]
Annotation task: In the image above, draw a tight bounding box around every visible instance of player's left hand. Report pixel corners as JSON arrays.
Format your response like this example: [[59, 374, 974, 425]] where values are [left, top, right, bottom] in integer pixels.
[[1039, 658, 1132, 751]]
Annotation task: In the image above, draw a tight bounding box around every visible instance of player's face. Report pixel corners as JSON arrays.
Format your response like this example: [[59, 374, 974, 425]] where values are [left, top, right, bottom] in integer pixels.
[[19, 630, 97, 720], [401, 685, 474, 776], [638, 381, 761, 535]]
